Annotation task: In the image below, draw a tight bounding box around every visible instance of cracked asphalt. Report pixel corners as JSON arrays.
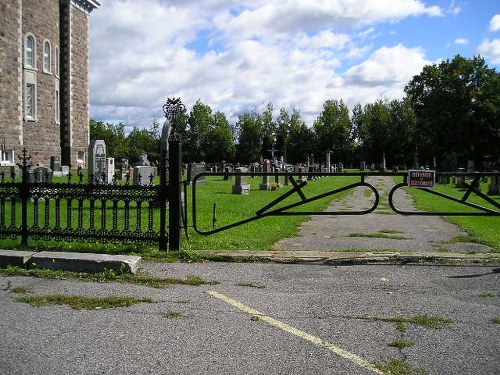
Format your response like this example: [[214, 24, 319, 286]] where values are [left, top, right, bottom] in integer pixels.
[[1, 261, 499, 374]]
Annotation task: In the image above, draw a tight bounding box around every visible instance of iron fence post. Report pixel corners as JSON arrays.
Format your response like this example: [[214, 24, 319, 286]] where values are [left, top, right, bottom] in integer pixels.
[[19, 149, 30, 247], [158, 146, 168, 251], [163, 97, 185, 251], [168, 141, 182, 250]]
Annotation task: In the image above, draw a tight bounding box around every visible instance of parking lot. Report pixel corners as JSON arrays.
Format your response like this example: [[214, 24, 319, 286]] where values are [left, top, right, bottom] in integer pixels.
[[1, 261, 499, 374]]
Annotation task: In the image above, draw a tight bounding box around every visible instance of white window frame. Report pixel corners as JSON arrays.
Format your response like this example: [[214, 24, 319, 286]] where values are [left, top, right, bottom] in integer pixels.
[[0, 150, 14, 165], [55, 46, 60, 77], [25, 34, 36, 69], [55, 81, 60, 124], [43, 40, 52, 73], [26, 83, 36, 120]]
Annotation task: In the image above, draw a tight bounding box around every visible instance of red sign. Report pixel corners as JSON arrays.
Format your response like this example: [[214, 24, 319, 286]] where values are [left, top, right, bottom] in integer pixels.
[[408, 170, 435, 188]]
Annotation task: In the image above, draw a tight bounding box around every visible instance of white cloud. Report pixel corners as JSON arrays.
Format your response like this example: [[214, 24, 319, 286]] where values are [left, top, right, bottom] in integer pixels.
[[345, 44, 430, 85], [215, 0, 442, 41], [454, 38, 468, 45], [89, 0, 443, 130], [490, 14, 500, 32], [478, 39, 500, 64]]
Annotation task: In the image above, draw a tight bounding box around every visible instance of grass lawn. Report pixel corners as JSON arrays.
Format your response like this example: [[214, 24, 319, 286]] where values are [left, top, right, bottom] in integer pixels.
[[184, 174, 359, 250], [401, 178, 500, 252]]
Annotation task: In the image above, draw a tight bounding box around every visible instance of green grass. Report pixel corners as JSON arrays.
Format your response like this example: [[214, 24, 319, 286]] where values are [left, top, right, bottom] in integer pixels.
[[491, 317, 500, 324], [184, 175, 359, 250], [347, 231, 411, 240], [0, 265, 218, 288], [479, 291, 496, 298], [162, 311, 184, 319], [16, 294, 154, 309], [346, 314, 453, 331], [388, 338, 415, 349], [376, 359, 428, 375], [404, 180, 500, 252]]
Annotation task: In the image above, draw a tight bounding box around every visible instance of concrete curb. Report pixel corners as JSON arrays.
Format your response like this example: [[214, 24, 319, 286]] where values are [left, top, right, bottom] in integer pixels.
[[193, 250, 500, 265], [0, 249, 498, 275], [0, 250, 141, 274]]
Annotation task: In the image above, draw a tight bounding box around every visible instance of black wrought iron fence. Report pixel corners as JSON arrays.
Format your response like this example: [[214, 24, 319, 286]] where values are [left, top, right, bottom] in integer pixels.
[[0, 149, 170, 251]]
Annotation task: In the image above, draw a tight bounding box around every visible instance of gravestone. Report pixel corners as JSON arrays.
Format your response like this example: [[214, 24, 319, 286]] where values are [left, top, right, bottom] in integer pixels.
[[106, 158, 115, 183], [132, 153, 156, 185], [232, 167, 250, 194], [223, 166, 232, 181], [136, 154, 150, 166], [260, 160, 271, 190], [467, 160, 475, 173], [61, 166, 69, 176], [187, 163, 206, 183], [119, 158, 129, 180], [29, 165, 52, 183], [488, 173, 499, 195], [0, 165, 20, 180], [360, 161, 366, 171], [88, 140, 107, 183], [455, 167, 466, 188], [51, 155, 62, 177], [50, 156, 61, 172], [325, 151, 331, 173], [133, 166, 157, 185], [380, 153, 387, 172]]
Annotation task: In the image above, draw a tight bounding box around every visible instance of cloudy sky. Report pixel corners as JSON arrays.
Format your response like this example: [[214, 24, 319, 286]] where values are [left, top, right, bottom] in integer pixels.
[[89, 0, 500, 132]]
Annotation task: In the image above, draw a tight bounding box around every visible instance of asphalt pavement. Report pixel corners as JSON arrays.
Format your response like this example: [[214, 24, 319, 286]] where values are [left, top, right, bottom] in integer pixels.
[[0, 175, 498, 374], [1, 261, 499, 375]]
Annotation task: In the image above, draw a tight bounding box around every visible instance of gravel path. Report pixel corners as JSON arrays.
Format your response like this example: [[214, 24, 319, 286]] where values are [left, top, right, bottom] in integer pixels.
[[274, 176, 493, 253]]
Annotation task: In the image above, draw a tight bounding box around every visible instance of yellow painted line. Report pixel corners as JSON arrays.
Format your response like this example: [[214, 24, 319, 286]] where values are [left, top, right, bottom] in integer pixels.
[[207, 290, 383, 374]]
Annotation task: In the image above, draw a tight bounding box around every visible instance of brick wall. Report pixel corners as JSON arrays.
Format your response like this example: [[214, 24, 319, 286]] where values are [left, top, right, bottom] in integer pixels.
[[0, 0, 96, 168], [0, 1, 22, 153], [69, 4, 90, 167], [22, 0, 61, 165]]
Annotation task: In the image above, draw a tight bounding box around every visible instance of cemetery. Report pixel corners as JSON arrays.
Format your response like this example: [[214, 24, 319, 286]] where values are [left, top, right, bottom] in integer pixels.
[[0, 95, 498, 255]]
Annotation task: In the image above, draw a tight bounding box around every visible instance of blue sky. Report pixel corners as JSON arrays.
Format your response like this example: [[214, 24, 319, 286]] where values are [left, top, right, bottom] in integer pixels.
[[90, 1, 500, 132]]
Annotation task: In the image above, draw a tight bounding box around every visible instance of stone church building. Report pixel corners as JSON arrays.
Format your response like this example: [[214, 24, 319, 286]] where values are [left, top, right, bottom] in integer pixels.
[[0, 0, 100, 168]]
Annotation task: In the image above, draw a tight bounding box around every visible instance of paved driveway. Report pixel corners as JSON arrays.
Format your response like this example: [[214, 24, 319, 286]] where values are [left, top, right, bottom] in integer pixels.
[[275, 176, 493, 253], [1, 261, 498, 374]]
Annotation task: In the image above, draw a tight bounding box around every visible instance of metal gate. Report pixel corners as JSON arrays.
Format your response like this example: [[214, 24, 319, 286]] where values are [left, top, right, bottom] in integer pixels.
[[190, 171, 500, 236]]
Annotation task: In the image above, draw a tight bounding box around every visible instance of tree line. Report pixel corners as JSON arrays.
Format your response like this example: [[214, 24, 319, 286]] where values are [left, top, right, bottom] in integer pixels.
[[91, 55, 499, 170]]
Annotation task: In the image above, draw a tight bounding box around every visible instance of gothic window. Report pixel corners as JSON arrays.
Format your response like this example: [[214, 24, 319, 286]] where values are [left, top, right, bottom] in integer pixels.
[[43, 40, 52, 73], [25, 34, 36, 68]]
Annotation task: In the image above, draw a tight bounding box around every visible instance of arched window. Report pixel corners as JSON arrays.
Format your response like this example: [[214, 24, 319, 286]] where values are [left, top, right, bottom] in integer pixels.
[[25, 34, 36, 68], [43, 40, 51, 73]]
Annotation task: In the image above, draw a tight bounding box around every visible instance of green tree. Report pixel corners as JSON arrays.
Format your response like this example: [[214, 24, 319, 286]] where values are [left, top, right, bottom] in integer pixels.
[[275, 107, 291, 161], [89, 120, 128, 160], [260, 103, 277, 159], [185, 100, 213, 162], [313, 99, 353, 163], [405, 55, 500, 169], [355, 100, 392, 164], [287, 109, 313, 164], [126, 120, 160, 164], [235, 110, 262, 163], [205, 111, 235, 162]]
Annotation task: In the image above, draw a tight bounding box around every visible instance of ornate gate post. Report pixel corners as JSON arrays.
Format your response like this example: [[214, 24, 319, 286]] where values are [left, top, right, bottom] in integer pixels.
[[162, 98, 185, 251]]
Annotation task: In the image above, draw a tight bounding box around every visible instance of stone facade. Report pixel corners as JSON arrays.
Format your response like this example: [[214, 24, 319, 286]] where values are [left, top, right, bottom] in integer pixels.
[[0, 0, 99, 168]]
